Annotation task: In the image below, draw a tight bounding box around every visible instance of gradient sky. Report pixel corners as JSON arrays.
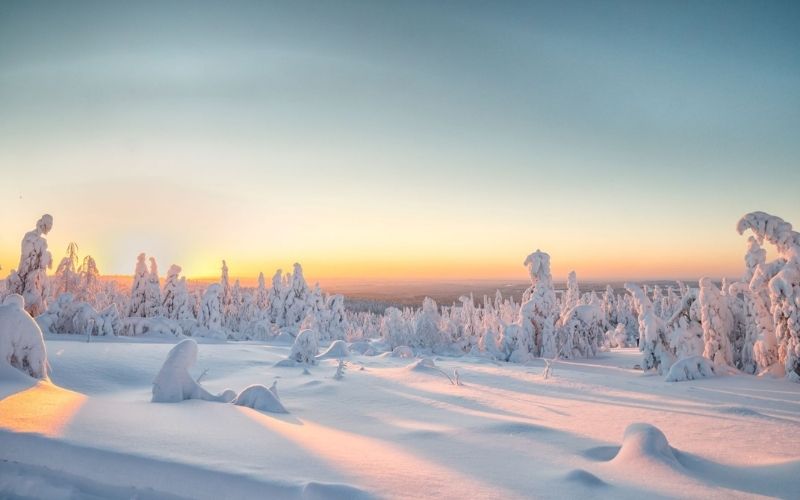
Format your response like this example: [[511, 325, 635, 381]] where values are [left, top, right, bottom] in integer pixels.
[[1, 0, 798, 283]]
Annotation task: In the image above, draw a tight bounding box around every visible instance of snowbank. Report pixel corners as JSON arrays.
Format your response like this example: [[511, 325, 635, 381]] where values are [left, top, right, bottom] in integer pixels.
[[0, 294, 48, 379], [152, 339, 235, 403]]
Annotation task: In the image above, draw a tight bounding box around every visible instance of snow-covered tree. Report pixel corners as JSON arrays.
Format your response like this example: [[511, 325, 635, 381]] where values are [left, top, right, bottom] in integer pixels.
[[173, 277, 195, 321], [145, 257, 162, 318], [7, 214, 53, 316], [626, 283, 675, 374], [128, 253, 148, 318], [52, 242, 80, 298], [256, 272, 268, 311], [519, 250, 558, 357], [737, 211, 800, 379], [698, 278, 734, 368], [220, 260, 232, 323], [413, 297, 447, 350], [77, 255, 101, 303], [200, 283, 223, 331], [562, 271, 580, 317], [381, 307, 412, 349], [161, 265, 182, 319]]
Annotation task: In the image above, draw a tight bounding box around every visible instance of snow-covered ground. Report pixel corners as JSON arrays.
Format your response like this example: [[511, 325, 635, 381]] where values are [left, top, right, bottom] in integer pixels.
[[2, 337, 799, 499]]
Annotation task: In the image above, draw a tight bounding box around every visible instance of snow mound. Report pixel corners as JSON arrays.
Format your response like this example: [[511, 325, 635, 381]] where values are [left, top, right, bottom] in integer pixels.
[[152, 339, 235, 403], [0, 294, 48, 379], [234, 384, 288, 413], [611, 423, 679, 468], [391, 346, 414, 358], [316, 340, 349, 360], [347, 341, 371, 354], [564, 469, 607, 487], [665, 356, 716, 382]]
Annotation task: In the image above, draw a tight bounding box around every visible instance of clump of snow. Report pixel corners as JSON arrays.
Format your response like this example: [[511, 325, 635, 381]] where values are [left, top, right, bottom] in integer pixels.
[[665, 356, 717, 382], [316, 340, 349, 360], [611, 423, 679, 468], [152, 339, 235, 403], [0, 294, 48, 379], [233, 384, 288, 413], [408, 357, 437, 372]]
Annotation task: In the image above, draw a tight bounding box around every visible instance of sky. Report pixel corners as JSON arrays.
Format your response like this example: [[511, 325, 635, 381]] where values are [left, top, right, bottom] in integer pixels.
[[1, 0, 798, 283]]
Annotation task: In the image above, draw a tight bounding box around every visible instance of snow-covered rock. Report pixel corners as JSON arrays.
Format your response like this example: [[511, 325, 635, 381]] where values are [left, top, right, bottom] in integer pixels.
[[152, 339, 235, 403], [0, 294, 48, 379]]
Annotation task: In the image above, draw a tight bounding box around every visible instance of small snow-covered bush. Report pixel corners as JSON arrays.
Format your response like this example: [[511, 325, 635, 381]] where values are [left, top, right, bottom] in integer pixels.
[[316, 340, 349, 360], [0, 294, 48, 379], [288, 329, 319, 365], [665, 356, 716, 382], [152, 339, 235, 403]]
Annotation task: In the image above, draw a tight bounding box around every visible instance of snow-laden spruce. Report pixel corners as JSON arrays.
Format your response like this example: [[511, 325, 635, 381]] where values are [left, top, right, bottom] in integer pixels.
[[6, 215, 53, 316], [152, 339, 235, 403], [0, 294, 48, 379]]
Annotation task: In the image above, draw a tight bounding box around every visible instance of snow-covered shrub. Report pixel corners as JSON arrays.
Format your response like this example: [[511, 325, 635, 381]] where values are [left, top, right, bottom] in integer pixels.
[[37, 293, 120, 337], [606, 324, 628, 348], [234, 383, 287, 413], [125, 317, 183, 337], [665, 356, 716, 382], [152, 339, 235, 403], [0, 294, 48, 378], [6, 215, 53, 316], [502, 323, 533, 363], [288, 329, 319, 365]]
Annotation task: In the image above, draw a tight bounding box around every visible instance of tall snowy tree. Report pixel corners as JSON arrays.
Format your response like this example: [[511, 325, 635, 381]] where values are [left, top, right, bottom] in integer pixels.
[[145, 257, 162, 317], [626, 283, 675, 374], [698, 278, 735, 368], [738, 211, 800, 379], [77, 255, 101, 303], [562, 271, 580, 317], [52, 242, 80, 298], [161, 264, 183, 319], [256, 272, 268, 311], [220, 260, 232, 322], [7, 214, 53, 316], [519, 250, 558, 358], [200, 283, 224, 331], [128, 253, 148, 318]]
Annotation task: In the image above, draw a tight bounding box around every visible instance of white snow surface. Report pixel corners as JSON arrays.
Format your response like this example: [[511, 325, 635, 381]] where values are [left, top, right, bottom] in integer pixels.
[[1, 337, 799, 499]]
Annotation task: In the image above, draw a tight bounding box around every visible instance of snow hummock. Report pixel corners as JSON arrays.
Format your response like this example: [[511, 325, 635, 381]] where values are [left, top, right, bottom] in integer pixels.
[[233, 383, 288, 413], [0, 294, 48, 379], [611, 423, 679, 468], [316, 340, 350, 360], [152, 339, 235, 403]]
